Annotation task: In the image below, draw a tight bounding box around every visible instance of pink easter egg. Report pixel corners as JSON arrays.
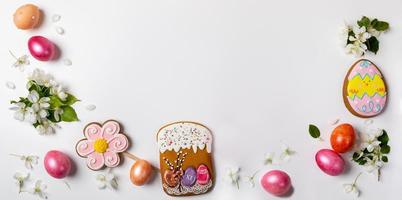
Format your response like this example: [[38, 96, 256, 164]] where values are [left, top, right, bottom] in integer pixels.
[[196, 164, 210, 185], [28, 36, 56, 61], [44, 150, 71, 179], [315, 149, 345, 176], [260, 170, 291, 196]]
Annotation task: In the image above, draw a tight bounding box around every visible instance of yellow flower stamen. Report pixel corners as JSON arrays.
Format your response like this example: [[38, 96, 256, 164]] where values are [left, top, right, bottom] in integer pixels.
[[94, 139, 108, 153]]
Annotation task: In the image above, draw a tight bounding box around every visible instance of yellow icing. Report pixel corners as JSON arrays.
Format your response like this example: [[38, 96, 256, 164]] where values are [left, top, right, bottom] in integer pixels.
[[347, 74, 386, 99], [94, 139, 108, 153]]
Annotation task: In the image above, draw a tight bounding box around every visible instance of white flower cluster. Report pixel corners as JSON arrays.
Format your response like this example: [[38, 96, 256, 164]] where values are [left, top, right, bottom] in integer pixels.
[[341, 25, 372, 57], [343, 173, 362, 197], [10, 69, 77, 135], [359, 129, 386, 173], [13, 173, 48, 199], [353, 128, 390, 181], [340, 16, 389, 57], [96, 169, 118, 190]]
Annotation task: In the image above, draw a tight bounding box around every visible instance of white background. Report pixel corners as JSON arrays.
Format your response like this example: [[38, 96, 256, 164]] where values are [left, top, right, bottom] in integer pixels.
[[1, 0, 401, 199]]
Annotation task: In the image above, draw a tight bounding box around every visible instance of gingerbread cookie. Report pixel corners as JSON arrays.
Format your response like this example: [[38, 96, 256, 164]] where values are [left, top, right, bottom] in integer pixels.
[[76, 120, 129, 170], [157, 121, 214, 196], [343, 59, 387, 118]]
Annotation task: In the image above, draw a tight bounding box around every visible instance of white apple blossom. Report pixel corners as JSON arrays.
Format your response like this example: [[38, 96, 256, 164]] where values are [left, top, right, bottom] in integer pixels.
[[349, 26, 371, 43], [30, 180, 48, 199], [345, 43, 365, 57], [280, 143, 295, 162], [27, 90, 50, 123], [339, 22, 351, 46], [343, 184, 359, 197], [10, 154, 39, 169], [343, 172, 362, 198], [14, 172, 29, 193], [10, 51, 30, 71], [96, 170, 118, 190], [244, 170, 259, 188], [53, 108, 64, 122], [36, 119, 59, 135], [50, 84, 68, 101], [10, 102, 28, 121], [361, 130, 383, 152], [225, 166, 240, 189], [28, 69, 56, 88], [264, 152, 275, 165], [365, 159, 384, 174]]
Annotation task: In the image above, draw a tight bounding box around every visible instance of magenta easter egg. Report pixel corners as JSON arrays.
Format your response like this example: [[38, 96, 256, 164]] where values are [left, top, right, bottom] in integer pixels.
[[28, 36, 56, 61], [315, 149, 345, 176], [260, 170, 291, 196], [44, 150, 71, 179]]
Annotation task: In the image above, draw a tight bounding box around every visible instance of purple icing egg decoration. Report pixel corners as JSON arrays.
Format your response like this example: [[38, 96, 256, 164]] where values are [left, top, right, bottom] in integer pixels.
[[181, 166, 197, 187]]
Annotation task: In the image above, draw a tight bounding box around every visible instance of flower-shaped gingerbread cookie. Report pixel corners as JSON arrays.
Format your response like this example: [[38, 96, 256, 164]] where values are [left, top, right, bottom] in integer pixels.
[[76, 120, 129, 170]]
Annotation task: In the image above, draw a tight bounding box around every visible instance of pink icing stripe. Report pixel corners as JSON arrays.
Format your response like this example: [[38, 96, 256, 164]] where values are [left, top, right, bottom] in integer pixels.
[[348, 93, 386, 117], [348, 60, 381, 80]]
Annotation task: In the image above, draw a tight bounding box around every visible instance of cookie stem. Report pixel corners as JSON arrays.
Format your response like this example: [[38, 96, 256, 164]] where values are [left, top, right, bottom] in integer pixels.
[[122, 152, 161, 171]]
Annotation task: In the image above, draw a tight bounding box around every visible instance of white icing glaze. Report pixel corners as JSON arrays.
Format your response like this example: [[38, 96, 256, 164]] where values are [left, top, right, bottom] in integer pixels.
[[157, 122, 212, 153], [163, 179, 212, 195]]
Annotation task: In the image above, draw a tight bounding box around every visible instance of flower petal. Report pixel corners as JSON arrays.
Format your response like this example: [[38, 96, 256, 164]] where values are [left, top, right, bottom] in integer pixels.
[[76, 139, 95, 157], [87, 152, 105, 170], [102, 121, 121, 140], [103, 151, 120, 168], [84, 123, 102, 141], [107, 134, 129, 152]]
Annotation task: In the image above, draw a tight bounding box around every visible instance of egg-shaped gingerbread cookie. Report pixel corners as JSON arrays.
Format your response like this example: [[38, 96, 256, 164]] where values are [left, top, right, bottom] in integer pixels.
[[343, 59, 387, 118]]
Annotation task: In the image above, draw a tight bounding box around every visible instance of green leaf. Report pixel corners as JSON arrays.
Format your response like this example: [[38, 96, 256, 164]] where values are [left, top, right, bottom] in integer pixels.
[[352, 152, 359, 160], [373, 21, 389, 31], [378, 130, 389, 145], [64, 93, 79, 105], [381, 145, 391, 154], [60, 106, 79, 122], [308, 124, 320, 138], [366, 36, 379, 54], [382, 156, 388, 162], [358, 159, 367, 165], [357, 16, 371, 28], [371, 18, 378, 26], [49, 96, 65, 108]]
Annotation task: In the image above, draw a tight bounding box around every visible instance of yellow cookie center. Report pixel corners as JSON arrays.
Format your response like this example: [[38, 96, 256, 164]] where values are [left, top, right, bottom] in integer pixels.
[[93, 139, 108, 153]]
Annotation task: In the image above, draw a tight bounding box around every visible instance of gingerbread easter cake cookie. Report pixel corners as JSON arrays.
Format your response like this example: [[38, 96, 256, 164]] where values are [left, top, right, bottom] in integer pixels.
[[157, 121, 214, 196], [343, 59, 387, 118]]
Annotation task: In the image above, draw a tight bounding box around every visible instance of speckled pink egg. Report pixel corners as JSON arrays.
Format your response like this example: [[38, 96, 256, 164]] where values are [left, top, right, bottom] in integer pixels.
[[44, 150, 71, 179], [260, 170, 291, 196], [315, 149, 345, 176]]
